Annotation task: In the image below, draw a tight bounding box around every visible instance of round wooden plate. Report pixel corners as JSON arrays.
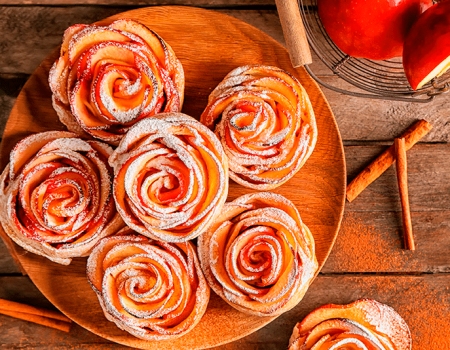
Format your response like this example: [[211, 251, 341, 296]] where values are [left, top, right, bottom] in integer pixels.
[[0, 6, 346, 350]]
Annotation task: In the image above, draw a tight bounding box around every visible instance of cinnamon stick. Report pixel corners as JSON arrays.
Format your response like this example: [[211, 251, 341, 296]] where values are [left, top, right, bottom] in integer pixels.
[[0, 299, 71, 332], [395, 138, 415, 251], [346, 119, 432, 202], [0, 309, 71, 332], [0, 299, 71, 322]]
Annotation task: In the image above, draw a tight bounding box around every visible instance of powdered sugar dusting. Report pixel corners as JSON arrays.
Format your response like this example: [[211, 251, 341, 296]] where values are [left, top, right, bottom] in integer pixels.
[[86, 233, 209, 340], [109, 113, 228, 243], [198, 192, 317, 317], [49, 19, 184, 144], [200, 65, 318, 190], [0, 131, 122, 264]]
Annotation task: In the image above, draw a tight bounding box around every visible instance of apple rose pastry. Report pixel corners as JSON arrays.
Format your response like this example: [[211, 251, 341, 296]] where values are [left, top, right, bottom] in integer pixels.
[[288, 299, 412, 350], [0, 131, 123, 265], [86, 228, 210, 340], [198, 192, 317, 316], [109, 113, 228, 242], [49, 19, 184, 144], [201, 65, 317, 190]]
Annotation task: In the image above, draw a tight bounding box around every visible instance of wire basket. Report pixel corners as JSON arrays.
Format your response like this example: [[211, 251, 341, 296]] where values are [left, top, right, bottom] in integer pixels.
[[298, 0, 450, 103]]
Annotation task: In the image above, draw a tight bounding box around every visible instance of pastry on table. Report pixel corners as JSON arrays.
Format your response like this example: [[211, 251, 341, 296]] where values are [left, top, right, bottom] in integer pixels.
[[87, 227, 209, 340], [288, 299, 412, 350], [109, 112, 228, 243], [0, 131, 123, 265], [49, 19, 184, 145], [198, 192, 317, 316], [201, 65, 317, 190]]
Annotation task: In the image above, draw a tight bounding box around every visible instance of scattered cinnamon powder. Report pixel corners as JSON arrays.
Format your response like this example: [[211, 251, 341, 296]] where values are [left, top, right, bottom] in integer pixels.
[[327, 214, 422, 272], [352, 276, 450, 350]]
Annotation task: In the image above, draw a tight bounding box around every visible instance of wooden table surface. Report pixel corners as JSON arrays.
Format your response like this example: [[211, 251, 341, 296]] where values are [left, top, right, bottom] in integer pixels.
[[0, 1, 449, 349]]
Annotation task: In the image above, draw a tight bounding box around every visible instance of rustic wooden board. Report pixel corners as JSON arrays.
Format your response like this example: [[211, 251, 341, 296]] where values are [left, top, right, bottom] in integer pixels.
[[3, 144, 449, 275], [3, 209, 450, 276], [0, 6, 345, 350], [0, 0, 277, 5], [0, 7, 449, 143], [346, 144, 450, 212], [1, 274, 449, 349]]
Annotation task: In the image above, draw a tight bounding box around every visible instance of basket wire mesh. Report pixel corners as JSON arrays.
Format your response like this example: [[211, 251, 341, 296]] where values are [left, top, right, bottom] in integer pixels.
[[298, 0, 450, 103]]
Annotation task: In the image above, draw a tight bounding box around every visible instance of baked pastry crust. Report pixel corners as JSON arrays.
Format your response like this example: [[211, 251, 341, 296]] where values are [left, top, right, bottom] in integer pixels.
[[288, 299, 412, 350], [87, 227, 210, 340], [109, 112, 228, 243], [49, 19, 184, 145], [198, 192, 317, 316], [0, 131, 123, 265], [201, 65, 317, 190]]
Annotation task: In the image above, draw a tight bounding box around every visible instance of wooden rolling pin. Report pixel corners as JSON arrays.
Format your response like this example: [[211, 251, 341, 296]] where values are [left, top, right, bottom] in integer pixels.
[[275, 0, 312, 67]]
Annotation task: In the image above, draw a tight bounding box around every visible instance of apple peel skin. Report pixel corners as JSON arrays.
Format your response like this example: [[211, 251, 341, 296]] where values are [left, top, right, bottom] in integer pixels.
[[201, 65, 317, 191], [109, 113, 229, 243], [198, 192, 317, 317], [86, 228, 210, 341], [49, 19, 184, 145], [403, 0, 450, 90], [288, 299, 412, 350], [318, 0, 432, 61], [0, 131, 124, 265]]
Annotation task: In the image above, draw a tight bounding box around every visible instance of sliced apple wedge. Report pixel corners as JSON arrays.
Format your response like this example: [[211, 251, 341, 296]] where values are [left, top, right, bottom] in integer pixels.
[[75, 41, 136, 79], [403, 0, 450, 90]]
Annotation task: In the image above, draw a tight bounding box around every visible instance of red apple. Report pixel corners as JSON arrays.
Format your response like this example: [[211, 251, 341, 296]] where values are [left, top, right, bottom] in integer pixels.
[[318, 0, 432, 60], [403, 0, 450, 90]]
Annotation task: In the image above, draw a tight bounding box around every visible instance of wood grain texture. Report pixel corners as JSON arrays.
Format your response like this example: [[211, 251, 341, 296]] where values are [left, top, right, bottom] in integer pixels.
[[345, 144, 450, 212], [0, 0, 278, 5], [0, 6, 345, 349], [322, 210, 450, 273], [1, 144, 448, 275], [0, 8, 284, 75], [1, 275, 449, 350], [1, 144, 449, 274], [0, 74, 27, 143], [1, 7, 450, 143]]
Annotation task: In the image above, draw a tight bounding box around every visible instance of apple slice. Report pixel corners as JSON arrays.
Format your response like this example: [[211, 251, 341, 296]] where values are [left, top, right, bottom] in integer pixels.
[[289, 299, 411, 350], [60, 24, 87, 56], [110, 19, 168, 67], [76, 41, 136, 80], [68, 26, 132, 64], [403, 0, 450, 90]]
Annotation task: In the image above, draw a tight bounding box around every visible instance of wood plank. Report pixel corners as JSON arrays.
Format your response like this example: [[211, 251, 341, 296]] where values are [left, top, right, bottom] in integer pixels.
[[1, 144, 449, 275], [0, 0, 277, 5], [0, 239, 20, 274], [0, 7, 318, 75], [345, 144, 450, 212], [322, 210, 450, 273], [1, 7, 450, 142], [319, 76, 450, 142], [0, 74, 27, 142], [0, 6, 345, 349], [319, 143, 450, 273], [0, 275, 448, 349], [0, 6, 127, 74]]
